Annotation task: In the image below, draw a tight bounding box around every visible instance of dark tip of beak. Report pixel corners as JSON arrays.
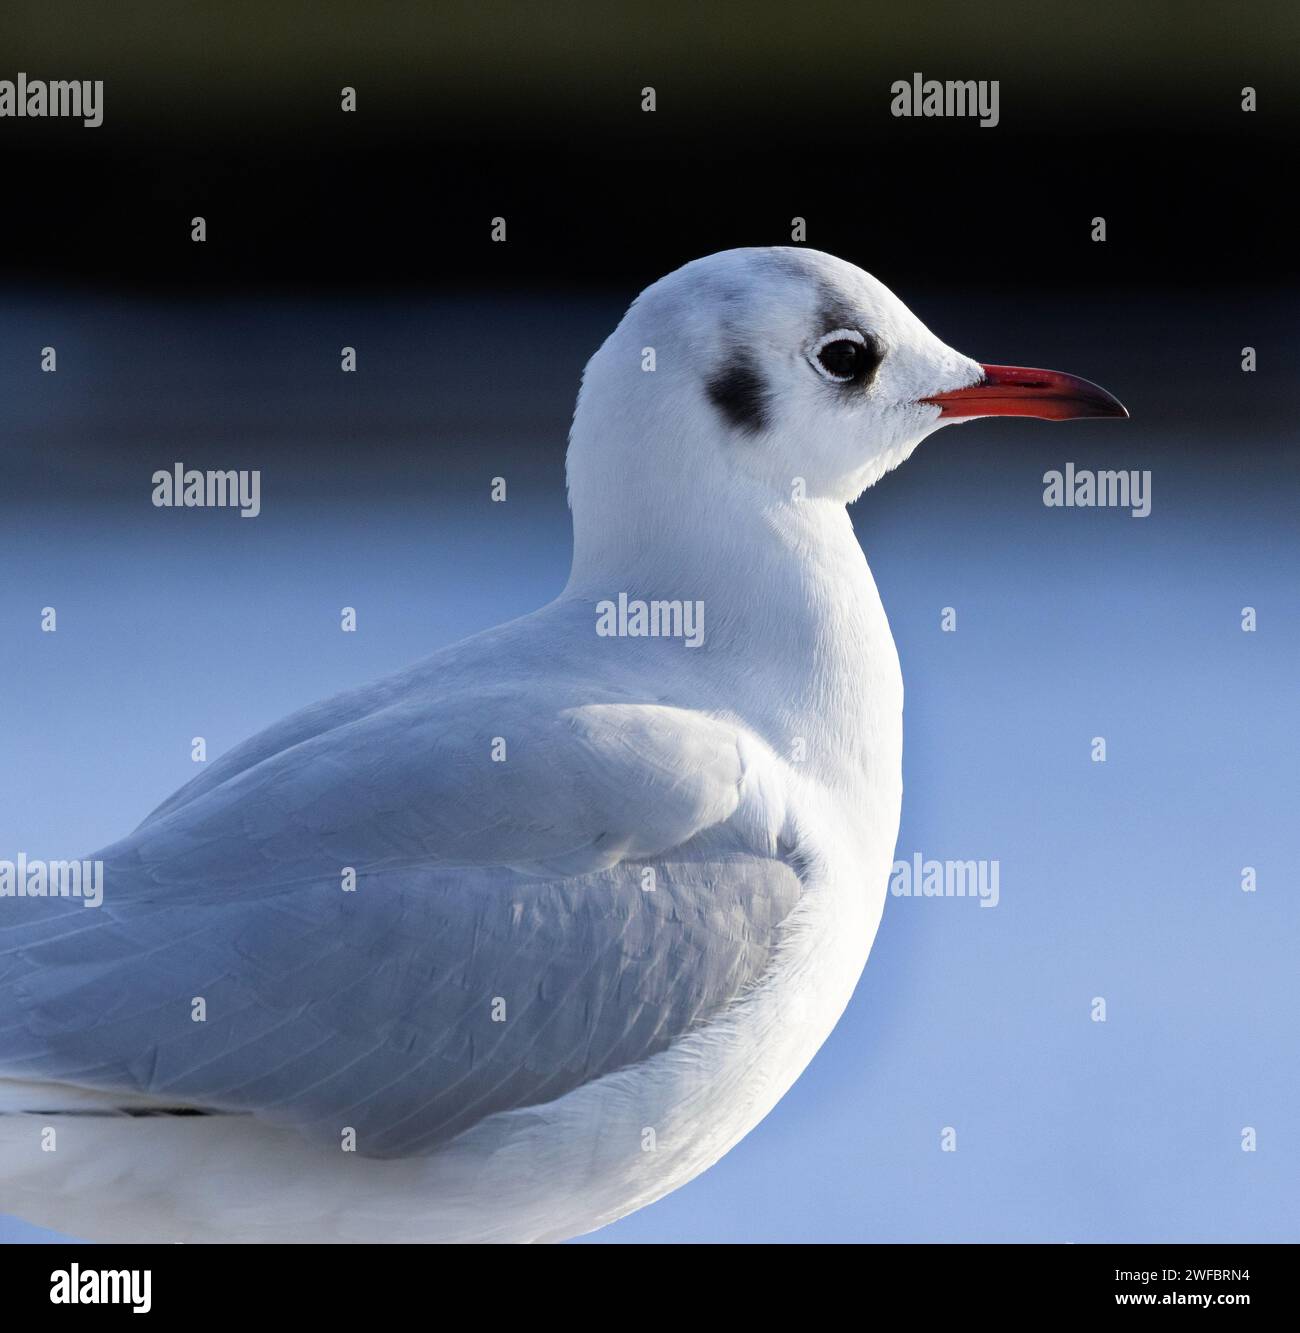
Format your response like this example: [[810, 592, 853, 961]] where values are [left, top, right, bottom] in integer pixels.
[[921, 364, 1129, 421]]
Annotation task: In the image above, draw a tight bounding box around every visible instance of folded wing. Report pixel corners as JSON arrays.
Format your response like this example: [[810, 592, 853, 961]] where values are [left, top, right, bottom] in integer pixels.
[[0, 680, 800, 1157]]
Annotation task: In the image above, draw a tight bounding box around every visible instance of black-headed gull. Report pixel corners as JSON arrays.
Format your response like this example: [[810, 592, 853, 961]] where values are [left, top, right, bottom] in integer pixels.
[[0, 248, 1125, 1242]]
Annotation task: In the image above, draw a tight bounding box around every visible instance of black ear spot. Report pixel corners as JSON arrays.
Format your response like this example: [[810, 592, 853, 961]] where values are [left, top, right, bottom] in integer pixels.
[[706, 360, 770, 434]]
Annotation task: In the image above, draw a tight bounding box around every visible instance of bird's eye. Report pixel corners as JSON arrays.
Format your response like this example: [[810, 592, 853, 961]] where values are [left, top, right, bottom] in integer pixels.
[[808, 329, 880, 385]]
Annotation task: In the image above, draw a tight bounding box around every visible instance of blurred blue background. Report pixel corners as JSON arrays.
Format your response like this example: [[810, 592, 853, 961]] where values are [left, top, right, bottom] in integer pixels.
[[1, 291, 1296, 1242]]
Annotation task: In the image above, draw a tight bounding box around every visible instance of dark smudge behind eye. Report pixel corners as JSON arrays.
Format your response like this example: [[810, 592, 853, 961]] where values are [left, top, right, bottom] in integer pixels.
[[707, 358, 770, 434]]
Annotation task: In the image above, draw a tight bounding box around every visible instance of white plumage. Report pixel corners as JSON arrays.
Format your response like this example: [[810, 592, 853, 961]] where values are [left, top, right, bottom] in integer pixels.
[[0, 247, 1122, 1241]]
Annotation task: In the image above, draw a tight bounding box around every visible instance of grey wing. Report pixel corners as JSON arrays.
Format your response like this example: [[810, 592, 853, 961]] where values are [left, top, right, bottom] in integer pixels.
[[0, 695, 801, 1157]]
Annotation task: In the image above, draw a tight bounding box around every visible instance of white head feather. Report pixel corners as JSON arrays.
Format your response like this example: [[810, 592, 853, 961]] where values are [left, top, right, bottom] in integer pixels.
[[565, 247, 980, 588]]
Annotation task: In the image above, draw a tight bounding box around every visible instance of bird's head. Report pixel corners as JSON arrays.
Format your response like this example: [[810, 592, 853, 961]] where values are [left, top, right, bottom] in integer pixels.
[[568, 246, 1126, 514]]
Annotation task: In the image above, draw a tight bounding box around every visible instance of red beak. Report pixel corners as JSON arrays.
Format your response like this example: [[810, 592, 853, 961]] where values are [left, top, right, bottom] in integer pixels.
[[921, 364, 1129, 421]]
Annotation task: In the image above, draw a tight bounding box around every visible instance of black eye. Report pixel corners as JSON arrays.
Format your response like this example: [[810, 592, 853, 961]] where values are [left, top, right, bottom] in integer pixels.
[[808, 329, 881, 385], [818, 340, 863, 380]]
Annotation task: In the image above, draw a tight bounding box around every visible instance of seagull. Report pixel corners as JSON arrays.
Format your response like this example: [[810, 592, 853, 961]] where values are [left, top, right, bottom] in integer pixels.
[[0, 248, 1126, 1242]]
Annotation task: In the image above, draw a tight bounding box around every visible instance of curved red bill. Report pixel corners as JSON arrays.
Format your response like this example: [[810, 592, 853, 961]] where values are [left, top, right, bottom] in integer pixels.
[[921, 364, 1129, 421]]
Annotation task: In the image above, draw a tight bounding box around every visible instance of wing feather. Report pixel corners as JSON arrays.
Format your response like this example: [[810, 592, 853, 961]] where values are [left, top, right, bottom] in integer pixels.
[[0, 632, 801, 1157]]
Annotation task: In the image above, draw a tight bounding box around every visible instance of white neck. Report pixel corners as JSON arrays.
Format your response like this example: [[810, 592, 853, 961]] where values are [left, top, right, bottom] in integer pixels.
[[564, 452, 900, 800]]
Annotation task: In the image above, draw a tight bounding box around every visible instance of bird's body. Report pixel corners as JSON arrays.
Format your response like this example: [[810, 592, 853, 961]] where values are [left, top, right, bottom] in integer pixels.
[[0, 248, 1124, 1241]]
